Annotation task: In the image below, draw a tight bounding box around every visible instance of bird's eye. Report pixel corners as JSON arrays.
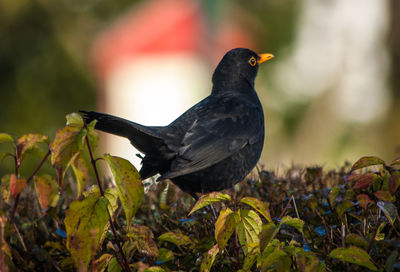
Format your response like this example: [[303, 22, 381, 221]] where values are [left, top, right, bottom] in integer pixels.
[[249, 56, 257, 66]]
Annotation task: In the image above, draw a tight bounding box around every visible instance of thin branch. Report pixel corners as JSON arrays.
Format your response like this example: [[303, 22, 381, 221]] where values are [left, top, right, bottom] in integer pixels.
[[84, 131, 131, 272]]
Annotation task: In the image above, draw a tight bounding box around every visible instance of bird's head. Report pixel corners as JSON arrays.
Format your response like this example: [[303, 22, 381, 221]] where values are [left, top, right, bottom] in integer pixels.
[[212, 48, 274, 94]]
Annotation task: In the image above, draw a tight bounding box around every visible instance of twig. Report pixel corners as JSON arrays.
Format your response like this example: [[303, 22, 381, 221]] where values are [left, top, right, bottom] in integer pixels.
[[84, 132, 131, 272], [13, 223, 27, 252]]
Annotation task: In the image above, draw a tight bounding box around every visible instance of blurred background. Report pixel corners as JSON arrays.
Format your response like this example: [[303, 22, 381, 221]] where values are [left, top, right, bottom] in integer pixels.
[[1, 0, 399, 177]]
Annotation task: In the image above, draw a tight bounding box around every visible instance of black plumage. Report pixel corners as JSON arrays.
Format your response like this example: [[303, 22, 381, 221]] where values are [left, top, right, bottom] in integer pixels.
[[80, 48, 274, 198]]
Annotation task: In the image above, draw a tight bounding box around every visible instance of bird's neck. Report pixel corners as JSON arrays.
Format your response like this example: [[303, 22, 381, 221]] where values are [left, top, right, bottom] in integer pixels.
[[211, 77, 255, 96]]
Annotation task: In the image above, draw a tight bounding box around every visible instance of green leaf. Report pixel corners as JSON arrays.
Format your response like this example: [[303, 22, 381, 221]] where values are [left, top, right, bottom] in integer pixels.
[[127, 224, 158, 258], [144, 267, 165, 272], [103, 154, 143, 226], [64, 191, 109, 269], [240, 245, 260, 272], [0, 152, 11, 164], [240, 196, 272, 222], [16, 134, 49, 163], [157, 248, 174, 263], [345, 233, 368, 249], [237, 209, 262, 254], [351, 156, 385, 172], [71, 154, 90, 198], [66, 113, 84, 127], [280, 216, 304, 234], [385, 250, 398, 272], [34, 175, 59, 211], [336, 200, 354, 218], [329, 246, 377, 271], [9, 174, 27, 198], [158, 232, 193, 247], [200, 244, 219, 272], [259, 222, 279, 250], [107, 257, 122, 272], [104, 187, 119, 213], [352, 173, 378, 190], [188, 192, 231, 215], [0, 133, 13, 144], [374, 190, 395, 202], [388, 172, 400, 195], [377, 201, 398, 226], [50, 122, 86, 177], [259, 245, 288, 271], [328, 186, 340, 206], [92, 253, 113, 272], [86, 120, 98, 151], [294, 247, 325, 272], [214, 208, 241, 250], [0, 175, 11, 203]]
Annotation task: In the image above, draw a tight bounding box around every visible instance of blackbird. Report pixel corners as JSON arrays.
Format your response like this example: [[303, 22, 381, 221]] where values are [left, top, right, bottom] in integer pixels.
[[80, 48, 274, 198]]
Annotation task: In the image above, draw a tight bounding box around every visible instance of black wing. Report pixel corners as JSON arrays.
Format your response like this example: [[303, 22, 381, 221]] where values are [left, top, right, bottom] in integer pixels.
[[158, 97, 264, 180]]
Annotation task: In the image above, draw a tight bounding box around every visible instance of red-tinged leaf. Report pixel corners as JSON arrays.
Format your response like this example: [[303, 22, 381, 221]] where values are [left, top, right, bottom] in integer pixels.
[[215, 209, 241, 250], [158, 232, 193, 247], [200, 244, 219, 272], [92, 253, 113, 272], [0, 133, 13, 144], [347, 173, 361, 182], [1, 175, 11, 203], [352, 173, 377, 190], [237, 209, 262, 254], [50, 120, 86, 177], [390, 157, 400, 166], [356, 194, 374, 209], [374, 190, 395, 202], [351, 156, 385, 172], [103, 154, 143, 226], [127, 225, 158, 258], [188, 192, 231, 215], [329, 246, 377, 271], [388, 172, 400, 195], [240, 196, 272, 222], [34, 175, 59, 211], [64, 191, 109, 269], [71, 155, 90, 198], [9, 174, 27, 198], [16, 134, 49, 163]]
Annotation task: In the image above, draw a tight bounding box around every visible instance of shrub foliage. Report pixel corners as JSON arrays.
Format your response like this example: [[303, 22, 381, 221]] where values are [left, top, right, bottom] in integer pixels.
[[0, 113, 399, 271]]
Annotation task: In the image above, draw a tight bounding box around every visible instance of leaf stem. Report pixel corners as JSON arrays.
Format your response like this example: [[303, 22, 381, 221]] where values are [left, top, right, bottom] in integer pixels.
[[84, 131, 131, 272]]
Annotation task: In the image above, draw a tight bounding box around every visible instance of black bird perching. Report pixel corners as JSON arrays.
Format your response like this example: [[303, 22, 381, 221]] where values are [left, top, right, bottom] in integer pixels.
[[81, 48, 274, 198]]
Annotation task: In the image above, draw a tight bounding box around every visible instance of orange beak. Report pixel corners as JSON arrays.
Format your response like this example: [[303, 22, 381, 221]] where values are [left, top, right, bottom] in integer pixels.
[[258, 53, 274, 64]]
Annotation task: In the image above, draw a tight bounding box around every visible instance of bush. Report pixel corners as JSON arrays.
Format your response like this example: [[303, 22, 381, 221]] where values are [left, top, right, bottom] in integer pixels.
[[0, 113, 399, 271]]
